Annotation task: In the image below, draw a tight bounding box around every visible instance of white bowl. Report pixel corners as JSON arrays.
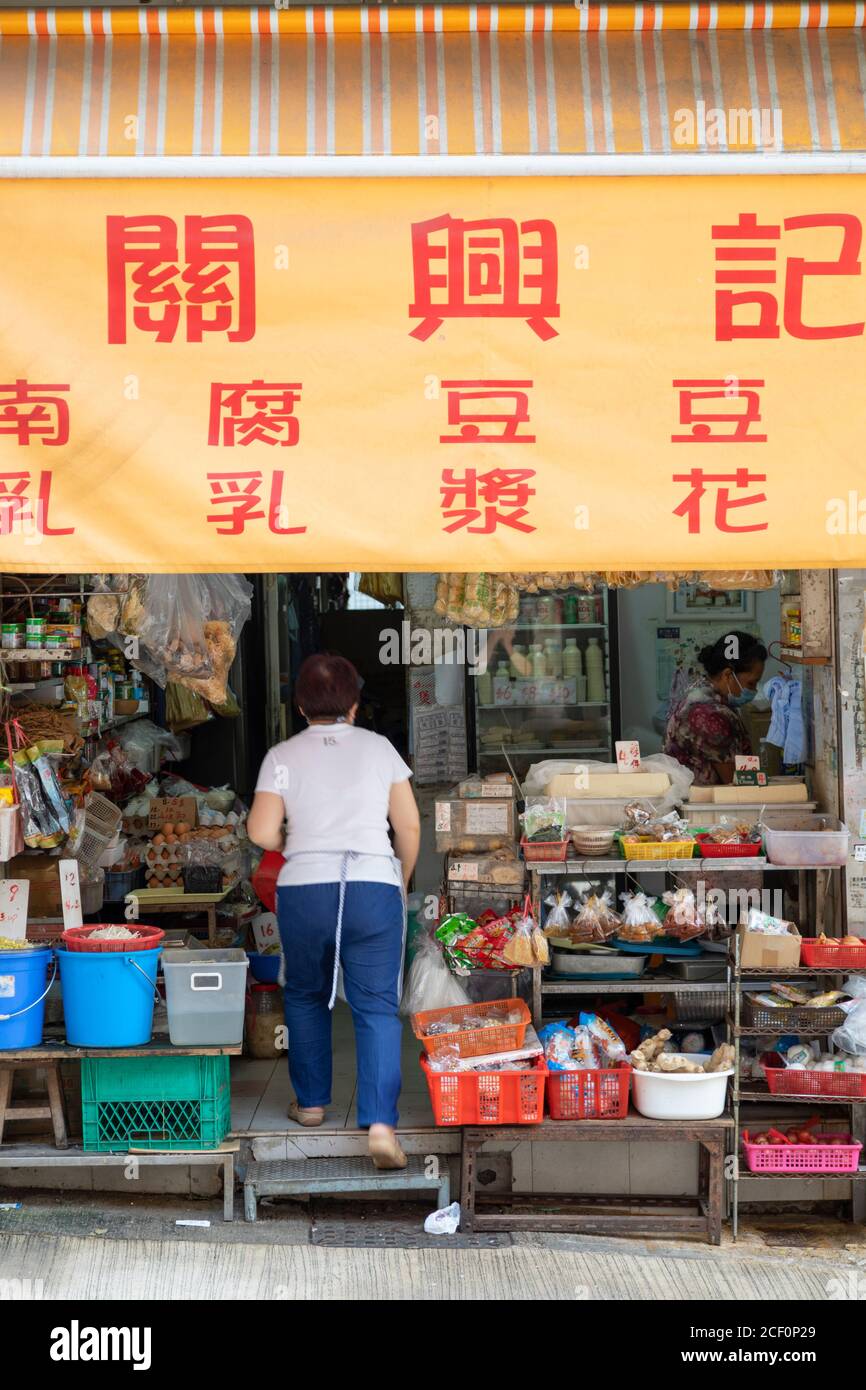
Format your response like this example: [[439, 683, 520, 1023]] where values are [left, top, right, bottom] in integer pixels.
[[631, 1052, 733, 1120]]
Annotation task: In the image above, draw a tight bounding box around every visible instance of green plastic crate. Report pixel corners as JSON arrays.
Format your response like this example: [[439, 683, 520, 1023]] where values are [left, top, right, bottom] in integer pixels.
[[81, 1055, 231, 1153]]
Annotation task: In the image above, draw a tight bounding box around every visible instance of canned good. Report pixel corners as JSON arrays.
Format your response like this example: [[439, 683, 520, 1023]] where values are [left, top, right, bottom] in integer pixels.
[[1, 623, 24, 649], [45, 634, 65, 650]]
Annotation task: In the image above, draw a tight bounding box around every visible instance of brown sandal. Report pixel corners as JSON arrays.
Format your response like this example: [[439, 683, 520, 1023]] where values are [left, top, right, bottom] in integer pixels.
[[368, 1128, 407, 1170], [287, 1100, 326, 1128]]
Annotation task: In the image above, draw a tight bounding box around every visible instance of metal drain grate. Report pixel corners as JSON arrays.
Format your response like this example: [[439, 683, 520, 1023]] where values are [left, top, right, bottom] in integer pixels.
[[308, 1199, 512, 1249]]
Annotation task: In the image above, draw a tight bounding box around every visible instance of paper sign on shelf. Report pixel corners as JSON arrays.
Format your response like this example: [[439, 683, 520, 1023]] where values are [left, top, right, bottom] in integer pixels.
[[0, 879, 29, 941], [59, 859, 83, 932], [854, 843, 866, 862], [615, 741, 641, 773]]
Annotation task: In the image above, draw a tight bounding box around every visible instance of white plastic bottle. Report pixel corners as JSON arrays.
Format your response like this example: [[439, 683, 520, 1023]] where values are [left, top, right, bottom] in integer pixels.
[[585, 637, 606, 702], [563, 638, 582, 679]]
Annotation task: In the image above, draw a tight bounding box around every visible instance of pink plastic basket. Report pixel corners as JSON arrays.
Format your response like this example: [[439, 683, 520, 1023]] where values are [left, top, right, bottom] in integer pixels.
[[742, 1132, 863, 1174]]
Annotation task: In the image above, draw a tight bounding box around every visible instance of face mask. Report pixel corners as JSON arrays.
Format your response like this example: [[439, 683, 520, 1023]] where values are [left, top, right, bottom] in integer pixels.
[[728, 673, 756, 707]]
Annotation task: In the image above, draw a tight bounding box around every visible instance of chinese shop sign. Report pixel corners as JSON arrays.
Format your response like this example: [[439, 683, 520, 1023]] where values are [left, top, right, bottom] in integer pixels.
[[1, 176, 865, 574]]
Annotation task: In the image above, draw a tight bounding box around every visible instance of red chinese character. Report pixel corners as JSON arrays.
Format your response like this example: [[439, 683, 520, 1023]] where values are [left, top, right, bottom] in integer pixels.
[[671, 378, 766, 443], [440, 466, 536, 533], [712, 213, 781, 340], [782, 213, 864, 340], [0, 379, 70, 446], [107, 215, 255, 344], [713, 211, 864, 340], [439, 379, 535, 444], [208, 380, 302, 447], [0, 470, 74, 536], [206, 471, 306, 535], [672, 467, 768, 534], [410, 215, 559, 341]]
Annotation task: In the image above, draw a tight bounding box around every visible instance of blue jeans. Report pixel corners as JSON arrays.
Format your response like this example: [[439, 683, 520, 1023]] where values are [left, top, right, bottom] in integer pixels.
[[276, 881, 405, 1128]]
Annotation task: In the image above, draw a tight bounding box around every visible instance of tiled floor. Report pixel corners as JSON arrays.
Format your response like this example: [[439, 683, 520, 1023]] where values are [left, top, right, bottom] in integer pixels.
[[231, 1001, 435, 1134]]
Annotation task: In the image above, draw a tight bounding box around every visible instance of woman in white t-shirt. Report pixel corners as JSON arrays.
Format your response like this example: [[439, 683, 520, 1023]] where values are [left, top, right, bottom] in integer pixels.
[[247, 653, 420, 1171]]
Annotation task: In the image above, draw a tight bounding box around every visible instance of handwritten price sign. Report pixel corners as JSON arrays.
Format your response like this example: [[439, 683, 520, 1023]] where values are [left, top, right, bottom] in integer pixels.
[[59, 859, 83, 932], [0, 879, 29, 940]]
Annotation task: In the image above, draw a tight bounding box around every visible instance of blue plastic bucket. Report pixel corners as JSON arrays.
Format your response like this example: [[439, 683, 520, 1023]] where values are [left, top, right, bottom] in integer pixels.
[[0, 947, 54, 1050], [57, 946, 161, 1047]]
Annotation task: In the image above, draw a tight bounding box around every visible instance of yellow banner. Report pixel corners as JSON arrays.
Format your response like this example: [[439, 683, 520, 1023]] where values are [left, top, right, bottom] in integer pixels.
[[1, 175, 865, 573]]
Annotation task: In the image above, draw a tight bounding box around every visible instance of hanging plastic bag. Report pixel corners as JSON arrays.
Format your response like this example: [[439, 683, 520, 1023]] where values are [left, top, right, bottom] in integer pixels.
[[400, 931, 471, 1015], [136, 574, 253, 705], [619, 891, 665, 943], [543, 888, 573, 936], [569, 890, 621, 943], [503, 895, 548, 966]]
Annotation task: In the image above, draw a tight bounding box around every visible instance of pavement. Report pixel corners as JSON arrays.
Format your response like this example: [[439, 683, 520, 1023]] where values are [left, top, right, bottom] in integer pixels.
[[1, 1190, 865, 1300]]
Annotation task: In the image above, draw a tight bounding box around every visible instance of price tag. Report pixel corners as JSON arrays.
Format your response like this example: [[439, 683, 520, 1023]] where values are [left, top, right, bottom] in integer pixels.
[[733, 756, 766, 787], [615, 740, 641, 772], [854, 843, 866, 862], [251, 911, 279, 952], [0, 880, 29, 940], [59, 858, 83, 932]]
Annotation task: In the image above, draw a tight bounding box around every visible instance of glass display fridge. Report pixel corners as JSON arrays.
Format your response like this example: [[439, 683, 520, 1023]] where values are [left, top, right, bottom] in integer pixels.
[[468, 587, 619, 780]]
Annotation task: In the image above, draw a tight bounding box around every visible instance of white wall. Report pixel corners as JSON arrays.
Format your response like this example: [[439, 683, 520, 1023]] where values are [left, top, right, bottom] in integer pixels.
[[616, 583, 782, 753]]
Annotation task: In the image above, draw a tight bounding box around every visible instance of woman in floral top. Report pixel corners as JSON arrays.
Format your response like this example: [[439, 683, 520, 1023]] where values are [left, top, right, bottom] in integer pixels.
[[663, 632, 767, 785]]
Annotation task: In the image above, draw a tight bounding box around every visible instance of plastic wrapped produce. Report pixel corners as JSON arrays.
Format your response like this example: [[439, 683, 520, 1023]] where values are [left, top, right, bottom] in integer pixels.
[[400, 932, 471, 1015], [569, 891, 621, 943], [618, 891, 665, 942]]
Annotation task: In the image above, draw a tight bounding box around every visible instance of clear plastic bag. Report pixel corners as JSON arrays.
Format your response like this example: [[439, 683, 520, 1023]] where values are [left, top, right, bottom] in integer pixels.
[[569, 890, 621, 943], [543, 889, 573, 935], [400, 931, 471, 1015], [136, 574, 253, 705], [619, 891, 665, 942], [832, 1000, 866, 1055]]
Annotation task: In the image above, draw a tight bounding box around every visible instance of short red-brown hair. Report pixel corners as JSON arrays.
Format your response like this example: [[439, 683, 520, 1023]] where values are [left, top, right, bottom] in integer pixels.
[[295, 653, 362, 720]]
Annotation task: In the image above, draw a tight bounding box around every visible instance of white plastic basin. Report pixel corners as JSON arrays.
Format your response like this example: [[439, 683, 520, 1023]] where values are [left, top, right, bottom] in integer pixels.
[[631, 1053, 733, 1120], [763, 814, 849, 868]]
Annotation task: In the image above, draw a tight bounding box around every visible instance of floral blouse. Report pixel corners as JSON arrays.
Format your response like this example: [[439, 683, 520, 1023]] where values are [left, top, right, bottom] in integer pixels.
[[663, 679, 752, 785]]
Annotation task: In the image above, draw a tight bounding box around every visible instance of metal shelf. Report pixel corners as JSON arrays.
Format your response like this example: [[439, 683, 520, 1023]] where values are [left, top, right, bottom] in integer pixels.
[[527, 857, 839, 874], [480, 746, 610, 756], [0, 648, 75, 662], [726, 1013, 840, 1037], [477, 702, 609, 710], [539, 975, 726, 995], [739, 965, 866, 976], [738, 1087, 866, 1106], [737, 1169, 866, 1181]]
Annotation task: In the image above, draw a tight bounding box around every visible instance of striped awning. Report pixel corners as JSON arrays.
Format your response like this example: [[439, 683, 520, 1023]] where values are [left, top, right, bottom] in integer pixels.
[[2, 4, 866, 157]]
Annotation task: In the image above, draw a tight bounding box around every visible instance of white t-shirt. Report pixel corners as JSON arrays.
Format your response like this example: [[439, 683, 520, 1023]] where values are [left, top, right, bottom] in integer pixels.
[[254, 722, 413, 887]]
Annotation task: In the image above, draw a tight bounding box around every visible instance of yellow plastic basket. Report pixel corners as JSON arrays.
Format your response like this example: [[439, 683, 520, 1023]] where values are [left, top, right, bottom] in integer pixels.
[[620, 837, 696, 861]]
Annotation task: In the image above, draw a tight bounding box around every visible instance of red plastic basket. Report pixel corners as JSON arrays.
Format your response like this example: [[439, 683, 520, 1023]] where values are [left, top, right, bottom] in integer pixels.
[[762, 1057, 866, 1099], [695, 834, 762, 859], [742, 1132, 863, 1174], [547, 1063, 631, 1120], [420, 1053, 546, 1126], [520, 835, 568, 863], [61, 923, 165, 953], [411, 998, 531, 1059], [800, 936, 866, 970]]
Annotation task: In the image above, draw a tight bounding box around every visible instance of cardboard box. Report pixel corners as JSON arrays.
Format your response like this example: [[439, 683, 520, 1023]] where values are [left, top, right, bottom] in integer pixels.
[[6, 854, 62, 918], [147, 796, 198, 831], [736, 920, 802, 969]]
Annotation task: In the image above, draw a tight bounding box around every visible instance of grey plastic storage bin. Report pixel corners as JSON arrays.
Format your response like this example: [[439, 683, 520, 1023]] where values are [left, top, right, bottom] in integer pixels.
[[162, 948, 249, 1045]]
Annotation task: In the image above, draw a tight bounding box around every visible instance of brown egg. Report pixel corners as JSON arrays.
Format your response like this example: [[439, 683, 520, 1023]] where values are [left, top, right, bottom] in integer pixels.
[[175, 822, 190, 836], [153, 833, 165, 846], [165, 833, 178, 845], [163, 822, 175, 837]]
